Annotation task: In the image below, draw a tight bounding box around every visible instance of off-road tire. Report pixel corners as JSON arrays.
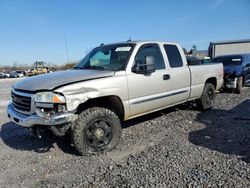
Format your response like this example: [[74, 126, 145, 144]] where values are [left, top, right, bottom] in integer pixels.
[[196, 83, 215, 111], [71, 107, 122, 156], [236, 76, 243, 94]]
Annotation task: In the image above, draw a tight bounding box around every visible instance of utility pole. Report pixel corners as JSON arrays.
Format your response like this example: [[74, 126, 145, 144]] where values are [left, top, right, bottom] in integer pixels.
[[64, 34, 70, 63]]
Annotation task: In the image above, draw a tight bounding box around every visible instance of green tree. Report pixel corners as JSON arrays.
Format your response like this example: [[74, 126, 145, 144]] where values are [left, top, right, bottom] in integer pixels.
[[189, 45, 197, 55]]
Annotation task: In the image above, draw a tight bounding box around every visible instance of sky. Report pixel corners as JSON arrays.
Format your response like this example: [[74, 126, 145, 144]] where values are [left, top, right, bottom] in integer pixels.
[[0, 0, 250, 66]]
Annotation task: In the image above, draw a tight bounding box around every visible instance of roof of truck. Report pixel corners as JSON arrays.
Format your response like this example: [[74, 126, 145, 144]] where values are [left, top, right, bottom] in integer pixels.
[[101, 40, 179, 46]]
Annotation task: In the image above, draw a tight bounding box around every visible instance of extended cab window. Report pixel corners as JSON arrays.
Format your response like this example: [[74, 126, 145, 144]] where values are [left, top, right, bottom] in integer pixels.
[[135, 44, 165, 70], [164, 45, 183, 68]]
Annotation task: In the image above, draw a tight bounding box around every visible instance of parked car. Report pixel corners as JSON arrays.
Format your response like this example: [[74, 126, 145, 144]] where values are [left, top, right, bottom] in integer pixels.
[[7, 41, 223, 155], [211, 54, 250, 93], [0, 72, 8, 78], [10, 70, 24, 78], [16, 70, 25, 77], [4, 73, 10, 78], [26, 68, 34, 76], [10, 71, 18, 78]]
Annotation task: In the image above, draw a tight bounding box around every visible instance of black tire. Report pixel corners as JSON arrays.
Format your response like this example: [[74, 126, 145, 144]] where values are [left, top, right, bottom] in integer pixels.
[[71, 107, 122, 156], [236, 76, 243, 94], [196, 83, 215, 111]]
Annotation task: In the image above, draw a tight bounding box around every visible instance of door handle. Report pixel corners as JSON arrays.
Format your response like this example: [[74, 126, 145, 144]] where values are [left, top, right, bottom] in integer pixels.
[[163, 74, 170, 80]]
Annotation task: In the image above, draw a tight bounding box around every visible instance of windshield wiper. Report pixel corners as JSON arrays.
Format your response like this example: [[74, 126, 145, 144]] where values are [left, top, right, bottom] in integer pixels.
[[82, 65, 106, 70]]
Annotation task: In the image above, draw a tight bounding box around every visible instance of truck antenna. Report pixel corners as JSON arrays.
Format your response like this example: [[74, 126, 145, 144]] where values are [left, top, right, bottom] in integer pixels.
[[127, 37, 132, 42]]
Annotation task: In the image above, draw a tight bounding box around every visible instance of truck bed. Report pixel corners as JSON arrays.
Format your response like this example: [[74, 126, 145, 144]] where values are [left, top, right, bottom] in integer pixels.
[[189, 63, 224, 100]]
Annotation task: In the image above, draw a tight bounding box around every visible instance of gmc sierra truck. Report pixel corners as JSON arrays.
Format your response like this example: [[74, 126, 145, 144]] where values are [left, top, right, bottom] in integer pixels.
[[7, 41, 223, 155]]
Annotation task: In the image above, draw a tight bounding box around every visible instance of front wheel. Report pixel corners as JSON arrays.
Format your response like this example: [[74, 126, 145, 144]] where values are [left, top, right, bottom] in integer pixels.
[[71, 107, 122, 156], [196, 83, 215, 111]]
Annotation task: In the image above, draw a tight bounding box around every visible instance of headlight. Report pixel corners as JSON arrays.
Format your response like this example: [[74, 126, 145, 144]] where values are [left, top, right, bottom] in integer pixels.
[[34, 92, 66, 104]]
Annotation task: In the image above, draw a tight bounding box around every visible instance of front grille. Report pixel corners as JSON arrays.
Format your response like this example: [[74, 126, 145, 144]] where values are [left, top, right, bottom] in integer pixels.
[[11, 91, 31, 112]]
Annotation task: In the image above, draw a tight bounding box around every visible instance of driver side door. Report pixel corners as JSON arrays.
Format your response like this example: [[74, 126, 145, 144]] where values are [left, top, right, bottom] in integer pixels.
[[127, 44, 172, 117]]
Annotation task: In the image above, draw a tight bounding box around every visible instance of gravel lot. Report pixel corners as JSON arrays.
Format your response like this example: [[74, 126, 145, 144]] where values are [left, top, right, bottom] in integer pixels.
[[0, 78, 250, 187]]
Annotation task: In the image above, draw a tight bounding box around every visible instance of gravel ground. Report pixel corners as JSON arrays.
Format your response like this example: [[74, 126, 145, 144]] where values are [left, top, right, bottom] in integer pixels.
[[0, 78, 250, 187]]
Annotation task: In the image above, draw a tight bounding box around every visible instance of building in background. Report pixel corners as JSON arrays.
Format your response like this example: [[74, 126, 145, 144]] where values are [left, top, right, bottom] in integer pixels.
[[208, 39, 250, 58]]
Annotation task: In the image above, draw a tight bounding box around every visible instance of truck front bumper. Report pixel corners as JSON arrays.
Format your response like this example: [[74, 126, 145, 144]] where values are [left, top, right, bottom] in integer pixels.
[[7, 103, 78, 128], [225, 78, 237, 89]]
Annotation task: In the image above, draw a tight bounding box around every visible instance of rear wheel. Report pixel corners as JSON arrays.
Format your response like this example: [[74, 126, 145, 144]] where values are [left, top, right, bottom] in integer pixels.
[[71, 107, 122, 155], [196, 83, 215, 111], [236, 76, 243, 94]]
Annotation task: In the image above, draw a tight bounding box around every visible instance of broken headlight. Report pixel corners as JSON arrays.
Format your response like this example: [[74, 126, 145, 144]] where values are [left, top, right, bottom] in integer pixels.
[[34, 92, 66, 104], [34, 92, 67, 116]]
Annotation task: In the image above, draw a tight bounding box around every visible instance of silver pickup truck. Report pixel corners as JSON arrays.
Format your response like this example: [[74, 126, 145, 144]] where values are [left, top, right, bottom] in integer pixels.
[[7, 41, 223, 155]]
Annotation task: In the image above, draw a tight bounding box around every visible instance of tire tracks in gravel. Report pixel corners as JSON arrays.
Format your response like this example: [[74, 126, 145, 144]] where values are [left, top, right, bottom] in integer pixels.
[[107, 105, 201, 162]]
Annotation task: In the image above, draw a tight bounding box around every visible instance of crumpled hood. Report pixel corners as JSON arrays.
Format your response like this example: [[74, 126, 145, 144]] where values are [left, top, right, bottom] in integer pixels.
[[13, 69, 115, 91], [224, 65, 242, 75]]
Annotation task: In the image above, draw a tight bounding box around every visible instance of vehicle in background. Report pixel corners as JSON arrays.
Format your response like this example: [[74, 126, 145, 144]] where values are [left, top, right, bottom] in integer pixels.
[[4, 73, 10, 78], [10, 71, 18, 78], [10, 70, 25, 78], [7, 41, 223, 155], [201, 57, 211, 64], [33, 61, 49, 75], [186, 56, 201, 65], [186, 56, 211, 66], [26, 68, 34, 76], [211, 54, 250, 93], [16, 70, 25, 77], [25, 62, 49, 77], [0, 72, 8, 78]]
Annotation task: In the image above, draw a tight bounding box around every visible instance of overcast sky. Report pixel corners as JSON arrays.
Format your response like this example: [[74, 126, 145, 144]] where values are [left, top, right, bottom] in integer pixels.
[[0, 0, 250, 66]]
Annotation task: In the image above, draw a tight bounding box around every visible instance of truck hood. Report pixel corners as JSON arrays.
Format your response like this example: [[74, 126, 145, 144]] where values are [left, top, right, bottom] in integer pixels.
[[224, 65, 242, 75], [13, 69, 115, 91]]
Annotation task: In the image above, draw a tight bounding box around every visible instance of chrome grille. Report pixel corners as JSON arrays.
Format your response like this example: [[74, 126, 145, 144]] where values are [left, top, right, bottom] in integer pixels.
[[11, 91, 31, 112]]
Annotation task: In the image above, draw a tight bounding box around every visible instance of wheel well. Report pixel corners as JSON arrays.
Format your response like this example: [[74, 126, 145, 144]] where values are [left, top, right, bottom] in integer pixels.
[[76, 96, 125, 121], [205, 77, 217, 89]]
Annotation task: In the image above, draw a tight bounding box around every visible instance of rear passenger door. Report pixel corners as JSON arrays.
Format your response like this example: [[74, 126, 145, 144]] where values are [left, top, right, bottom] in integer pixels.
[[163, 44, 191, 104], [127, 44, 172, 117]]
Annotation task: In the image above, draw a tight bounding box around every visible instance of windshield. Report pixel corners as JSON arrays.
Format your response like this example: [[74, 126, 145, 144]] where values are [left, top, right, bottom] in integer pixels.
[[212, 56, 242, 66], [76, 43, 135, 71]]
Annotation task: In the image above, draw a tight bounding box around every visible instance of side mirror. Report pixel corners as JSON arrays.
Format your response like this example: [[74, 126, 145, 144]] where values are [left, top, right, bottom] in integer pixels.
[[132, 56, 156, 74]]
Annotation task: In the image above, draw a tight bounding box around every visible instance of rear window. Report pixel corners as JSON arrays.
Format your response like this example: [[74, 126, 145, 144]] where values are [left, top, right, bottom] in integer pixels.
[[212, 56, 242, 66], [164, 45, 183, 68]]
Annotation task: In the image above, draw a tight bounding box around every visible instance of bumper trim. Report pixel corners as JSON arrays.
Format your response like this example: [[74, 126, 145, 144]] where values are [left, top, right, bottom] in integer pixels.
[[225, 78, 237, 89], [7, 103, 77, 128]]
